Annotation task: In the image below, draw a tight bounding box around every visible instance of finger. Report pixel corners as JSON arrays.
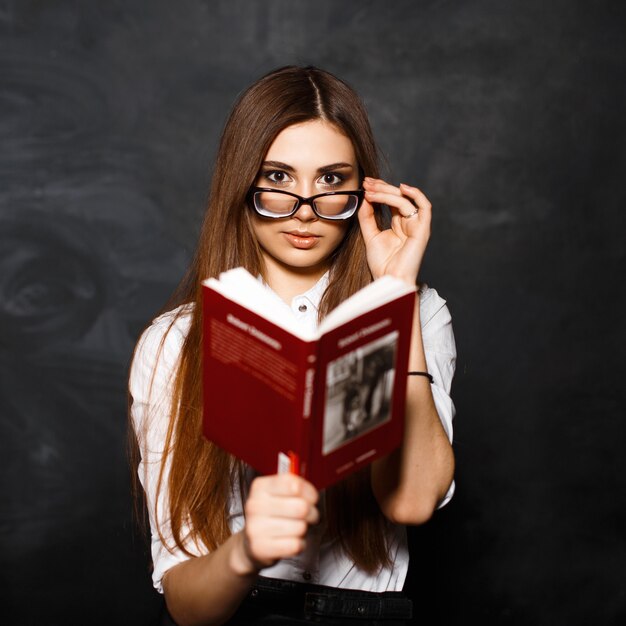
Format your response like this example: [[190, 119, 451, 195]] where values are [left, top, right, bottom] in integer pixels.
[[247, 516, 309, 540], [252, 473, 318, 504], [365, 179, 432, 214], [363, 177, 403, 197], [266, 537, 307, 558], [246, 493, 319, 524], [364, 189, 418, 218], [247, 535, 307, 562], [248, 476, 320, 524], [399, 183, 432, 212], [243, 529, 307, 567], [356, 198, 381, 243]]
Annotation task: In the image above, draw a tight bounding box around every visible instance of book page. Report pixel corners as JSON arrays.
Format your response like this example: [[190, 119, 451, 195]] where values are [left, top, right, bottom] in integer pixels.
[[203, 268, 308, 338], [203, 268, 415, 340], [318, 276, 415, 334]]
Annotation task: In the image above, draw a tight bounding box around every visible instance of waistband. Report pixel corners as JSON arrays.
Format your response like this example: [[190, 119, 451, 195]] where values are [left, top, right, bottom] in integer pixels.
[[228, 576, 413, 625]]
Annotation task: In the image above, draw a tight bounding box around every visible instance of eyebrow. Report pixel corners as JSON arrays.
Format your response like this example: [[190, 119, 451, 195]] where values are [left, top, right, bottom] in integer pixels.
[[261, 160, 355, 174]]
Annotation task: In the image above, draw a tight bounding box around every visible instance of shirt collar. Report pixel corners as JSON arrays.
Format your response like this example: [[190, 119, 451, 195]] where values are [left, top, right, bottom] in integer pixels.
[[296, 271, 329, 311], [259, 272, 329, 333]]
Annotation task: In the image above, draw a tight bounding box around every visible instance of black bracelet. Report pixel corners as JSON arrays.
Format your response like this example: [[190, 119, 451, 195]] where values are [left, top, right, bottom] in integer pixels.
[[407, 371, 434, 384]]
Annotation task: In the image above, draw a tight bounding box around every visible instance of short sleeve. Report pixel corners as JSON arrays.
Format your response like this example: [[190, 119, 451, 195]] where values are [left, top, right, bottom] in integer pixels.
[[418, 286, 457, 507], [129, 306, 202, 593]]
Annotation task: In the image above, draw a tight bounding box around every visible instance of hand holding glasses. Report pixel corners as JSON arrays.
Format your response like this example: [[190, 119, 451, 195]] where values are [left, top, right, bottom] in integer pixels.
[[248, 187, 365, 220]]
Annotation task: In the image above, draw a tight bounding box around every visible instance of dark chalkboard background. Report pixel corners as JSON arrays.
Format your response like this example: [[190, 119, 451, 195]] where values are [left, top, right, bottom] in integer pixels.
[[1, 1, 624, 624]]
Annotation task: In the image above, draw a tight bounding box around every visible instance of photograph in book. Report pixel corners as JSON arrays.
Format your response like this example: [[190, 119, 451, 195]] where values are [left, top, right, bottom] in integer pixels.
[[323, 331, 398, 455]]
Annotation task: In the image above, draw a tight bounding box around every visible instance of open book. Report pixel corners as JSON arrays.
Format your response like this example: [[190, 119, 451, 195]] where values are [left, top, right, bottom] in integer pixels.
[[201, 268, 416, 489]]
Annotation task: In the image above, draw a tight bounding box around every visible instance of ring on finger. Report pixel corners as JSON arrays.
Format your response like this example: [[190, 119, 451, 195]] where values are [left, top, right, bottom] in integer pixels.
[[403, 207, 419, 219]]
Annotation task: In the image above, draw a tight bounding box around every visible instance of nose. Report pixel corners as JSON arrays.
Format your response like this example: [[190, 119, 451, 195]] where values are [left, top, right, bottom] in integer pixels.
[[293, 198, 317, 221]]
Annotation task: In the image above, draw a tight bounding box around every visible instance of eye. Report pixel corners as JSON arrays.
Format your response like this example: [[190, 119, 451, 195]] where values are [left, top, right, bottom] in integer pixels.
[[262, 170, 293, 187], [318, 172, 345, 188]]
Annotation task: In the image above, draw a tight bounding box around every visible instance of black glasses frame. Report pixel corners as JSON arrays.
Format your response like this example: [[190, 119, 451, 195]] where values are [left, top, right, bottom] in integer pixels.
[[247, 187, 365, 220]]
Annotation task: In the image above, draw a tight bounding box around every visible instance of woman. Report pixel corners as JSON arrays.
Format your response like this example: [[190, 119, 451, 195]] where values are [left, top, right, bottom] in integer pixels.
[[129, 65, 456, 625]]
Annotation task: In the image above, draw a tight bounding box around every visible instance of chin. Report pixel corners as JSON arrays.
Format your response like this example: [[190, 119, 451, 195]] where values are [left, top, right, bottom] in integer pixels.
[[275, 251, 331, 274]]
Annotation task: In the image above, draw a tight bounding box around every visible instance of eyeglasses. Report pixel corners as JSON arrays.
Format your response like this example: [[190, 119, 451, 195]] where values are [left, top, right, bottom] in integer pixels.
[[247, 187, 364, 220]]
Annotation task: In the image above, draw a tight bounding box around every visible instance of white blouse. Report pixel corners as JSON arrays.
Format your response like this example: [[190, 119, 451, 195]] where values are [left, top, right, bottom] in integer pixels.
[[129, 275, 456, 594]]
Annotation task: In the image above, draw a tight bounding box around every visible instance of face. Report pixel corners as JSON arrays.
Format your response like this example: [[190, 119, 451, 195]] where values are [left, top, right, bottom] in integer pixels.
[[250, 120, 360, 284]]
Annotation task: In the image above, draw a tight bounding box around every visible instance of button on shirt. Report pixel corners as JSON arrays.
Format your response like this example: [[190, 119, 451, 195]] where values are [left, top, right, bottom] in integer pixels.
[[258, 272, 328, 337], [129, 274, 456, 594]]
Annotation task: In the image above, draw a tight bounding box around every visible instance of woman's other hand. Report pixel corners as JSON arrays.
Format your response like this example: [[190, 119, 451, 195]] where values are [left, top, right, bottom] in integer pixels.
[[358, 177, 432, 285]]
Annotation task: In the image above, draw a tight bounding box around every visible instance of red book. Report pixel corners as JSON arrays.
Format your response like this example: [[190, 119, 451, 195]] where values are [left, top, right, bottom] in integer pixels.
[[202, 268, 416, 490]]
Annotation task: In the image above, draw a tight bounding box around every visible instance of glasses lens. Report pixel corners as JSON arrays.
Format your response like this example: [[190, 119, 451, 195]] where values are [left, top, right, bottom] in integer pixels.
[[313, 194, 359, 219], [254, 191, 298, 217]]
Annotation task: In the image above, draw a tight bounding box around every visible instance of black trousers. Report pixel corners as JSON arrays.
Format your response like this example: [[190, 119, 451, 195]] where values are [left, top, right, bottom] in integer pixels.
[[160, 576, 413, 625]]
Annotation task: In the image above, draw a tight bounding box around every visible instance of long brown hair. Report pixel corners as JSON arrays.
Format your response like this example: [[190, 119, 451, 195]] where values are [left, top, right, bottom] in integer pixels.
[[132, 66, 391, 573]]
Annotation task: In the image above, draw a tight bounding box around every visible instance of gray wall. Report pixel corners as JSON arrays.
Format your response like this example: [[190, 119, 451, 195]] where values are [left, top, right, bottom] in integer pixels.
[[1, 1, 624, 624]]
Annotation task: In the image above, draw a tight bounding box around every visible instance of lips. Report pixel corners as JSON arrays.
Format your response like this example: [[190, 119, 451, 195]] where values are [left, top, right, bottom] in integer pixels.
[[283, 231, 320, 249]]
